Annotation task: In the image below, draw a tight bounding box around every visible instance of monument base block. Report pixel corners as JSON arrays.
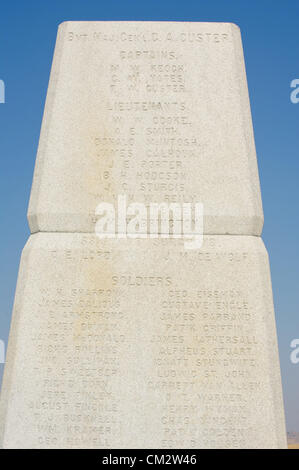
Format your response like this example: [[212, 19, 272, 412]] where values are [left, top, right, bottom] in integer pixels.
[[0, 234, 286, 448]]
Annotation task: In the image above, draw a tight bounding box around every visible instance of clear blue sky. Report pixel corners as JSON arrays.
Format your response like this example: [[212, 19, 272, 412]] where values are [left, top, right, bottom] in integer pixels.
[[0, 0, 298, 433]]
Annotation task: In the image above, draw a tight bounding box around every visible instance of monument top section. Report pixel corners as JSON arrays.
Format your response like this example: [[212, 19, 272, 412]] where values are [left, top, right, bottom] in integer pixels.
[[28, 21, 263, 235]]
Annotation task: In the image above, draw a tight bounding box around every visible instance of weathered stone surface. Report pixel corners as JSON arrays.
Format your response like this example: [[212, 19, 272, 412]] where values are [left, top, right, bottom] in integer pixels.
[[0, 21, 286, 449], [0, 234, 286, 448], [28, 21, 263, 235]]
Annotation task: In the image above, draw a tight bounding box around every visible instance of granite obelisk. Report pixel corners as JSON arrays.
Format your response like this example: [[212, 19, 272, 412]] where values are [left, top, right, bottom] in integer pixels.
[[0, 22, 287, 448]]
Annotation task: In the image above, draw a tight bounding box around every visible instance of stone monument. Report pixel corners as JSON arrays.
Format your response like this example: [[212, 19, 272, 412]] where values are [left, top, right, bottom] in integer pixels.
[[0, 21, 287, 448]]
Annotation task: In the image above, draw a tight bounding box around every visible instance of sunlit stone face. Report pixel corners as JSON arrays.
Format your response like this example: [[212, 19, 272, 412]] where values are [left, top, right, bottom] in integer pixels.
[[0, 22, 286, 449], [28, 21, 263, 235]]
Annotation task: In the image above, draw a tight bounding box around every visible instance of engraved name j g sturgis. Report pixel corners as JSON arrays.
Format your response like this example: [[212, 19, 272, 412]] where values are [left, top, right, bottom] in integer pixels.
[[0, 58, 298, 360]]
